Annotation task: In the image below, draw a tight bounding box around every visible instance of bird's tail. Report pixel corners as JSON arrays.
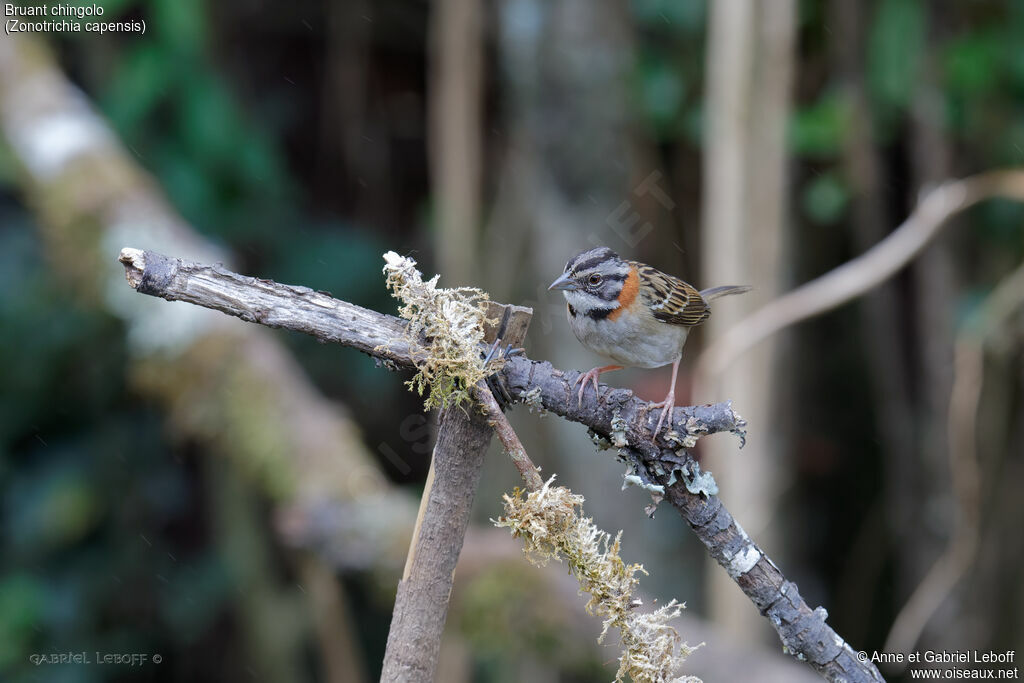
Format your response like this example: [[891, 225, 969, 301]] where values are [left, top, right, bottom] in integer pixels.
[[699, 285, 752, 301]]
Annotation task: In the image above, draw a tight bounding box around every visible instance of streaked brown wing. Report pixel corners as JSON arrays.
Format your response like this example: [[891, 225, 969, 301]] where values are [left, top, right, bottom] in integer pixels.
[[633, 262, 710, 327]]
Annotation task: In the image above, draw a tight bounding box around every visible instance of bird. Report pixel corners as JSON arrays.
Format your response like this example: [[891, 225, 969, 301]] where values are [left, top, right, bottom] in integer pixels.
[[548, 246, 750, 439]]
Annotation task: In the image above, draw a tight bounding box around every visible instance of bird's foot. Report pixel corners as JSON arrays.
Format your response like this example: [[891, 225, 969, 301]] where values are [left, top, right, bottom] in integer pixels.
[[649, 391, 676, 441], [572, 365, 622, 408]]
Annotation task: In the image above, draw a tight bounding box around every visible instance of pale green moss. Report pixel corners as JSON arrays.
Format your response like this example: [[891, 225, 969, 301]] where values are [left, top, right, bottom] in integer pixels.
[[495, 478, 701, 683], [381, 252, 501, 410]]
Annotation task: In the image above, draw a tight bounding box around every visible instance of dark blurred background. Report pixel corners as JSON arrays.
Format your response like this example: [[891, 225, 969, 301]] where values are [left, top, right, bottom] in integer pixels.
[[1, 0, 1022, 681]]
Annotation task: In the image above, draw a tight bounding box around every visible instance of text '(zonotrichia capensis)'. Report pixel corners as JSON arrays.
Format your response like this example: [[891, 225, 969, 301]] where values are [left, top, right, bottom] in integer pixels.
[[549, 246, 750, 439]]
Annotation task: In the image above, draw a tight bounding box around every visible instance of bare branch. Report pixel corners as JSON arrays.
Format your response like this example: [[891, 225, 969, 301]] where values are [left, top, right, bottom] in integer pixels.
[[118, 247, 414, 366], [380, 395, 493, 681], [695, 170, 1024, 387], [118, 247, 883, 682], [473, 383, 545, 491]]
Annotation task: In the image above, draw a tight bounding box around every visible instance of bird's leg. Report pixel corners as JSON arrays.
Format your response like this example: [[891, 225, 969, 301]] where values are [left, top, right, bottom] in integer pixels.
[[573, 365, 623, 407], [650, 359, 681, 439]]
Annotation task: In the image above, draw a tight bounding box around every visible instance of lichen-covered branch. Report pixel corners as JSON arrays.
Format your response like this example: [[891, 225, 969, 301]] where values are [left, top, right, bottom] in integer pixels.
[[117, 248, 744, 446], [496, 359, 880, 682], [118, 247, 883, 682]]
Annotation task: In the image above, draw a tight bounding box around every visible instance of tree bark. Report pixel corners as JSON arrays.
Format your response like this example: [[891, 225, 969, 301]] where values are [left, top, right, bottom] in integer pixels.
[[379, 404, 493, 681], [699, 0, 796, 641], [380, 304, 531, 682]]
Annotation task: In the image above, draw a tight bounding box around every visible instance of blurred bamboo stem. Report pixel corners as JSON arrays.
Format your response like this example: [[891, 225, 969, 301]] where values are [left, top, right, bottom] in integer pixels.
[[884, 260, 1024, 661], [300, 553, 369, 683], [429, 0, 482, 285], [828, 0, 920, 629], [695, 170, 1024, 388], [701, 0, 796, 640]]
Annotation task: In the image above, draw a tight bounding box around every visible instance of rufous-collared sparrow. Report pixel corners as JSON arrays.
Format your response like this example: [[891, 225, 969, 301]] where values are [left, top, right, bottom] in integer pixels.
[[549, 246, 750, 439]]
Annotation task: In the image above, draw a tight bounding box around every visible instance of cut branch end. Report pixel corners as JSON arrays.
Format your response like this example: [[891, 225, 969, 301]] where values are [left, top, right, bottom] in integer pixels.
[[118, 247, 146, 289]]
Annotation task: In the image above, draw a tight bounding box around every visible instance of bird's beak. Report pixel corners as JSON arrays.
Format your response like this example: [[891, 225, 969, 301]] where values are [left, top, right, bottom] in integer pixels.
[[548, 272, 577, 292]]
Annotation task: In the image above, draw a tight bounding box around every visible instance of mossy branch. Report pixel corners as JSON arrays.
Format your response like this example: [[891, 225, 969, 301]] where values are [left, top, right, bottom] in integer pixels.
[[496, 480, 701, 682], [381, 251, 502, 409]]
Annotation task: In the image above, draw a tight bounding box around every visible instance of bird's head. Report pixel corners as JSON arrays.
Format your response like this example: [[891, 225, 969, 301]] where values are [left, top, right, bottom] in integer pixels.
[[548, 247, 630, 315]]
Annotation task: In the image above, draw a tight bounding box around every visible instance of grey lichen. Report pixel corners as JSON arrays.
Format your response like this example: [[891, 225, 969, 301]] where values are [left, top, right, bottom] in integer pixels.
[[609, 410, 629, 448], [726, 545, 761, 579], [680, 460, 719, 498], [495, 477, 701, 683], [727, 404, 748, 448], [665, 429, 698, 450], [588, 429, 614, 451], [621, 473, 665, 495], [518, 386, 547, 415], [380, 251, 502, 410]]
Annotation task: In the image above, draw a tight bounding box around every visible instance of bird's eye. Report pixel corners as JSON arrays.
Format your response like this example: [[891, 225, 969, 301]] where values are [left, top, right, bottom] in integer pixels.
[[588, 273, 603, 286]]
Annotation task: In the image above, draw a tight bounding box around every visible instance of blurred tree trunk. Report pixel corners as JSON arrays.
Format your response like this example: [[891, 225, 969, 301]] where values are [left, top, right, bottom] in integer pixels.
[[318, 0, 371, 219], [429, 0, 483, 285], [828, 0, 918, 640], [482, 0, 635, 510], [907, 0, 960, 648], [832, 0, 957, 646], [699, 0, 796, 642], [210, 459, 311, 683], [480, 0, 718, 613]]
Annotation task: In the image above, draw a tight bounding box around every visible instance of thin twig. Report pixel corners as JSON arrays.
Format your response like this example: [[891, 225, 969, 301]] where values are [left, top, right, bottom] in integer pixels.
[[472, 383, 544, 491], [695, 170, 1024, 389]]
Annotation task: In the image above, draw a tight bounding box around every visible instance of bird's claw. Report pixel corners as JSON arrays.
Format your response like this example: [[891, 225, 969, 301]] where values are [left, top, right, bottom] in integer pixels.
[[649, 394, 676, 442], [573, 369, 597, 408], [572, 365, 623, 409]]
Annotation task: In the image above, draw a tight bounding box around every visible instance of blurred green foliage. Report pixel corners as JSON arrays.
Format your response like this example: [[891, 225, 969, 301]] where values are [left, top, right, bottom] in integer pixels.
[[630, 0, 705, 143], [868, 0, 925, 128], [1, 1, 402, 679], [96, 0, 292, 243], [0, 224, 233, 682], [85, 0, 409, 442]]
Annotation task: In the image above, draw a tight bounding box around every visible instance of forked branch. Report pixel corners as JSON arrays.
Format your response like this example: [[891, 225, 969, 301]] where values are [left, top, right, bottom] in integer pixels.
[[118, 247, 882, 682]]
